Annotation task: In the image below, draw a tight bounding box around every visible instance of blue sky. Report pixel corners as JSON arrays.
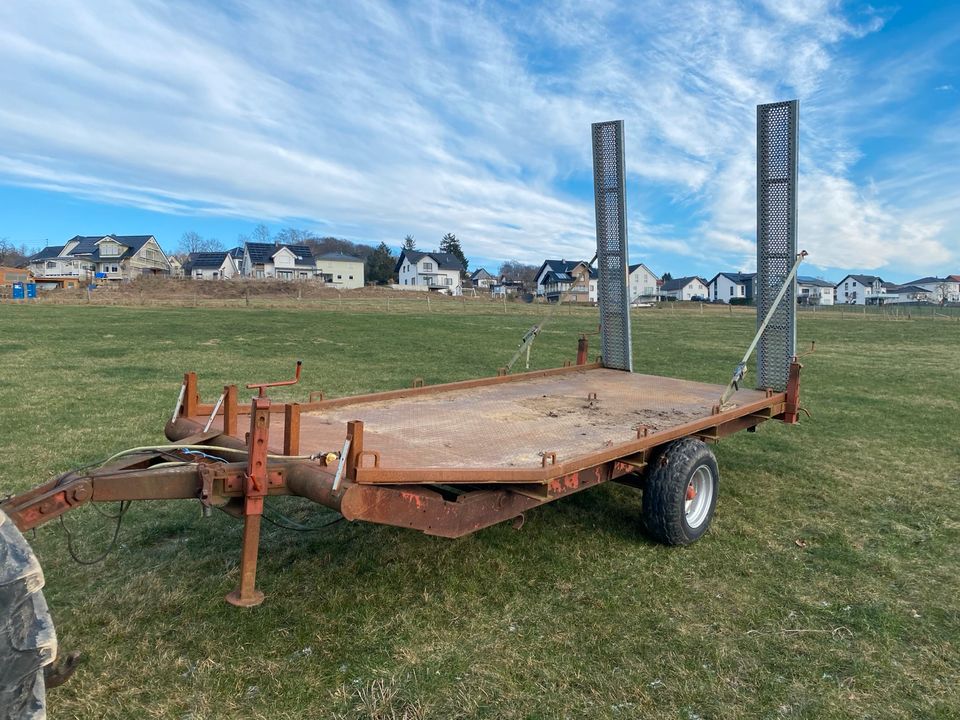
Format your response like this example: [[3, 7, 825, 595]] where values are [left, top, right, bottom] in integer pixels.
[[1, 0, 957, 283]]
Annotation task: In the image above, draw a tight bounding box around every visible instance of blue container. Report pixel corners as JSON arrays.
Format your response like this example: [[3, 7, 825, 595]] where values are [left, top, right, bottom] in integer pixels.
[[12, 283, 24, 300], [26, 283, 37, 299]]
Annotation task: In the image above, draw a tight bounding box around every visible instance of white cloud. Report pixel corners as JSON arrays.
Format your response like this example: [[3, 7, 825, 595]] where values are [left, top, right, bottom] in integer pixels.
[[0, 0, 954, 275]]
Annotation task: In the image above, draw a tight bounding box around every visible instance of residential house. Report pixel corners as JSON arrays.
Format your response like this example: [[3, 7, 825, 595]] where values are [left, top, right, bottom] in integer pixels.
[[470, 268, 495, 289], [534, 259, 586, 297], [661, 276, 709, 301], [540, 262, 597, 303], [315, 252, 365, 289], [628, 263, 659, 303], [900, 276, 960, 304], [887, 284, 934, 304], [835, 274, 890, 305], [183, 252, 239, 280], [491, 277, 525, 297], [395, 250, 465, 295], [708, 272, 756, 304], [1, 267, 31, 286], [168, 256, 185, 278], [227, 247, 245, 273], [28, 235, 170, 286], [243, 242, 316, 280], [796, 276, 835, 306]]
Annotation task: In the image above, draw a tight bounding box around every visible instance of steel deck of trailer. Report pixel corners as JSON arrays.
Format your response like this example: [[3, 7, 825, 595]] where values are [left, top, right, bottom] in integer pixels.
[[193, 361, 793, 487]]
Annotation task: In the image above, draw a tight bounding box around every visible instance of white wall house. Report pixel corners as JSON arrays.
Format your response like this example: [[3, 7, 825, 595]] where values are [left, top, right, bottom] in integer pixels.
[[835, 274, 887, 305], [243, 242, 316, 280], [395, 250, 465, 295], [796, 276, 835, 305], [28, 235, 170, 286], [708, 272, 755, 303], [628, 263, 659, 302], [183, 252, 239, 280], [886, 284, 934, 304], [315, 253, 365, 289], [901, 277, 960, 304], [661, 276, 709, 301], [470, 268, 495, 289]]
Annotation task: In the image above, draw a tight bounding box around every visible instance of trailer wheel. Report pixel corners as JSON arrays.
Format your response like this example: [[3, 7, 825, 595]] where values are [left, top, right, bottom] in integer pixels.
[[0, 510, 56, 720], [642, 439, 719, 545]]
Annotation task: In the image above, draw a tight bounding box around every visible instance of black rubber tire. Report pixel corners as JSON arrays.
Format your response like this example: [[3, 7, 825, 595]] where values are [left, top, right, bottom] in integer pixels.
[[0, 510, 56, 720], [642, 438, 719, 546]]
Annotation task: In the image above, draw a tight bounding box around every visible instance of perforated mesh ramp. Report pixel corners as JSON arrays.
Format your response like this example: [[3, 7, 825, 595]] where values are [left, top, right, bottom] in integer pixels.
[[756, 100, 798, 391], [592, 120, 633, 372]]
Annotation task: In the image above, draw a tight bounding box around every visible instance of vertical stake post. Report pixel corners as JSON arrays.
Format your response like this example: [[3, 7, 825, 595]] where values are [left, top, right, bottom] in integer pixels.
[[225, 396, 270, 607], [284, 403, 301, 456], [345, 420, 364, 481], [223, 384, 238, 436], [183, 372, 198, 418]]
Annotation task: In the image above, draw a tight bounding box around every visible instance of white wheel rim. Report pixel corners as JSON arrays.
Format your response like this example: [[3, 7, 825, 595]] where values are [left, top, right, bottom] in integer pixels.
[[684, 464, 714, 529]]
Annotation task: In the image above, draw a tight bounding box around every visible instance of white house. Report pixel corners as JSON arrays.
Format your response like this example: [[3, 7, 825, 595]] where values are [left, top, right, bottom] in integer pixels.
[[28, 235, 170, 286], [628, 263, 659, 302], [708, 272, 756, 303], [796, 276, 835, 305], [395, 250, 465, 295], [534, 259, 586, 297], [886, 284, 934, 304], [470, 268, 495, 289], [661, 276, 709, 301], [315, 252, 365, 289], [900, 276, 960, 304], [835, 274, 891, 305], [243, 242, 316, 280], [183, 251, 239, 280]]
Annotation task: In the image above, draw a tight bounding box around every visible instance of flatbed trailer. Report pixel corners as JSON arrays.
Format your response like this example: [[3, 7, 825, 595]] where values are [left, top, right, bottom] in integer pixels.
[[0, 102, 806, 719]]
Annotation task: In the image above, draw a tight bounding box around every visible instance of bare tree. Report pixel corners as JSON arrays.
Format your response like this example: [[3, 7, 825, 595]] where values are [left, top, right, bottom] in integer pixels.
[[178, 231, 223, 255], [275, 227, 314, 246], [498, 260, 537, 286], [251, 224, 271, 244], [0, 238, 33, 267]]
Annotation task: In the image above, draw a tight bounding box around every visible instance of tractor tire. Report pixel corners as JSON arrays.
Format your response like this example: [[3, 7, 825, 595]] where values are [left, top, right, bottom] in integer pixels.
[[0, 510, 56, 720], [642, 438, 719, 546]]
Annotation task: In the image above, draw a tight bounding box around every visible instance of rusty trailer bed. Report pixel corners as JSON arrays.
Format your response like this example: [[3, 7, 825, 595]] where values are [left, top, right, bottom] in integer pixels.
[[196, 362, 793, 486]]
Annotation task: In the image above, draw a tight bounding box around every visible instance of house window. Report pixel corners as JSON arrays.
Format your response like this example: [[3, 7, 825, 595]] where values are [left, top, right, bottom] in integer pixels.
[[337, 275, 342, 280], [348, 275, 353, 280], [844, 282, 848, 290], [445, 277, 452, 286], [729, 286, 733, 296], [46, 261, 56, 269], [100, 243, 119, 256], [403, 279, 407, 285], [111, 266, 119, 273], [423, 262, 433, 271]]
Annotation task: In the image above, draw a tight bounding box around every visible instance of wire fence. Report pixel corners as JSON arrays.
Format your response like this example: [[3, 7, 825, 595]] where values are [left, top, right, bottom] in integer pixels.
[[3, 284, 959, 321]]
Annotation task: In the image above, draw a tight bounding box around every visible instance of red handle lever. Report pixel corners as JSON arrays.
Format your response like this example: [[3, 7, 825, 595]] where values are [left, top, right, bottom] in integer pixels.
[[246, 361, 302, 397]]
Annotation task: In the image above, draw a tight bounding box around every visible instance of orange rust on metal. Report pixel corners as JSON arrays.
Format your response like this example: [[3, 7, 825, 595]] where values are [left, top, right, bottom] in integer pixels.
[[246, 360, 302, 398], [576, 335, 589, 365], [193, 362, 604, 415], [358, 450, 381, 469], [541, 452, 557, 467], [636, 425, 649, 438], [782, 359, 803, 424], [226, 396, 271, 607], [223, 384, 238, 436], [183, 372, 198, 418], [283, 403, 301, 456], [339, 461, 613, 538], [350, 391, 788, 486], [345, 420, 364, 481]]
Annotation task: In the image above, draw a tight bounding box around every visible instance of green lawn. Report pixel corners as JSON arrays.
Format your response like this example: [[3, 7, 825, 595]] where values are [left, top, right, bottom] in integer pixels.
[[1, 303, 958, 719]]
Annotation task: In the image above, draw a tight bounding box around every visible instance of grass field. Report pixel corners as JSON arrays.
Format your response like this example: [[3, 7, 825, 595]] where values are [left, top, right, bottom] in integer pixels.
[[1, 302, 959, 719]]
